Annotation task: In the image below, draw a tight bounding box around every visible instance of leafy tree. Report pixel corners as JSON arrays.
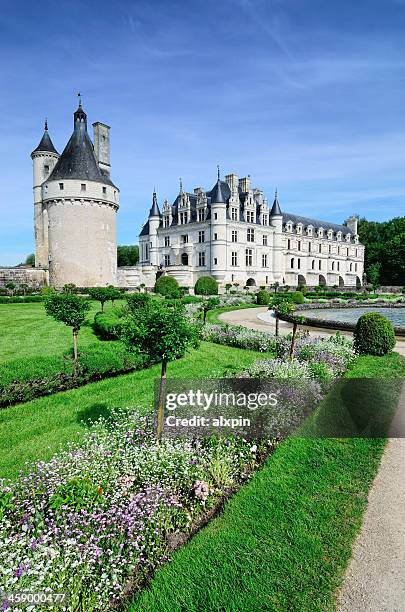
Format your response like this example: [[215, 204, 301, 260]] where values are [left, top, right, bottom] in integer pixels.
[[5, 282, 16, 296], [44, 293, 90, 361], [225, 283, 232, 294], [201, 296, 220, 324], [117, 245, 139, 267], [24, 253, 35, 266], [367, 262, 381, 290], [125, 293, 151, 313], [268, 294, 293, 336], [357, 216, 405, 285], [19, 283, 29, 296], [88, 287, 110, 312], [63, 283, 77, 294], [106, 285, 122, 306], [121, 300, 197, 439]]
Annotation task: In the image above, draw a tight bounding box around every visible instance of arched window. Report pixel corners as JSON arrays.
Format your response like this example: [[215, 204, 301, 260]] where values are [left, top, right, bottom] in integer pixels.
[[311, 260, 315, 270], [331, 261, 335, 270], [319, 260, 322, 270], [290, 257, 294, 268]]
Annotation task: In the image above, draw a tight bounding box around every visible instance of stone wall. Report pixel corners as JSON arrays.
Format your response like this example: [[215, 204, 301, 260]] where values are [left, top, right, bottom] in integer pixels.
[[0, 267, 48, 287]]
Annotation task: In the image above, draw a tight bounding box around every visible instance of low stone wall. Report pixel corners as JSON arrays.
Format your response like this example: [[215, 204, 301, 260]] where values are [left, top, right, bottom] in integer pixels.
[[278, 303, 405, 337], [0, 267, 48, 288]]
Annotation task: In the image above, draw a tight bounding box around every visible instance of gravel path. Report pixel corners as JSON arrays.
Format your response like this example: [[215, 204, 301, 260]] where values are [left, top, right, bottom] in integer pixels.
[[337, 383, 405, 612]]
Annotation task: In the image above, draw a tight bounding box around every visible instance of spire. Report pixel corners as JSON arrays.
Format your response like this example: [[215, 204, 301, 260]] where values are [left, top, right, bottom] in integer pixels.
[[270, 189, 282, 216], [217, 164, 220, 180], [210, 167, 227, 204], [179, 177, 183, 194], [31, 120, 59, 156], [74, 92, 87, 129], [149, 190, 161, 217]]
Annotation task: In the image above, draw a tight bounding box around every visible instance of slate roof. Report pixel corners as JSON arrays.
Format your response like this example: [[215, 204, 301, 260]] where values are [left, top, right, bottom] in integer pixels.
[[149, 192, 160, 216], [270, 194, 281, 216], [31, 128, 59, 155], [282, 213, 351, 235], [47, 105, 117, 187]]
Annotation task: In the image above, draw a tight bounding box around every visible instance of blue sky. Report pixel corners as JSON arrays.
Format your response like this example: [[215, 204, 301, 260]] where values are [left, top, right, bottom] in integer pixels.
[[1, 0, 404, 265]]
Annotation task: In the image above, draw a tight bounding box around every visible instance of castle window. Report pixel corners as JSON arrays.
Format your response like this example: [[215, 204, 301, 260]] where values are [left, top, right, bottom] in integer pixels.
[[164, 254, 170, 266], [164, 236, 170, 247], [329, 245, 331, 254], [198, 230, 205, 243], [266, 276, 269, 284], [231, 251, 238, 266], [214, 258, 218, 265], [214, 233, 218, 240], [308, 242, 312, 252], [81, 183, 86, 192], [181, 234, 188, 244], [44, 165, 49, 175], [231, 208, 238, 221], [332, 261, 335, 270], [319, 244, 322, 253], [102, 186, 107, 195], [198, 252, 205, 266], [246, 211, 254, 223], [247, 228, 255, 242], [319, 260, 322, 270], [338, 246, 340, 255], [145, 244, 149, 260], [337, 261, 340, 271], [290, 258, 294, 269], [355, 248, 358, 257], [198, 209, 205, 222], [59, 183, 64, 190], [350, 263, 353, 271], [164, 216, 170, 228], [298, 241, 301, 251], [262, 235, 268, 246], [262, 215, 268, 226], [232, 230, 238, 243], [355, 263, 358, 272], [297, 258, 301, 269], [214, 213, 218, 220], [262, 254, 268, 268], [179, 212, 188, 224], [312, 260, 315, 270], [245, 249, 253, 267], [287, 239, 291, 250]]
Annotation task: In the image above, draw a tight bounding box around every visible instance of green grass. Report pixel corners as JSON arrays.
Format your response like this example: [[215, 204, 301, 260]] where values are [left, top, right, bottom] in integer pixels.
[[0, 342, 268, 480], [128, 437, 386, 612], [345, 351, 405, 378], [0, 301, 124, 363]]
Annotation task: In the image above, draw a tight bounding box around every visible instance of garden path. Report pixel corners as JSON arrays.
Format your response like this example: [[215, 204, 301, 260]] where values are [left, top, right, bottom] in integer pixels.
[[337, 382, 405, 611], [218, 307, 405, 356]]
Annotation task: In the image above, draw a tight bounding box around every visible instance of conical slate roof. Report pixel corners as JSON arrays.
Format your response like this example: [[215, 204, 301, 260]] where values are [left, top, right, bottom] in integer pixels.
[[149, 191, 161, 217], [48, 104, 115, 187], [209, 178, 228, 203], [270, 191, 282, 216], [31, 123, 59, 155]]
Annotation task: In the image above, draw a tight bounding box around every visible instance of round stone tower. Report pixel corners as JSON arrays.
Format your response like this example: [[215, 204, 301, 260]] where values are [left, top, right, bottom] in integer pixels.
[[40, 100, 119, 287]]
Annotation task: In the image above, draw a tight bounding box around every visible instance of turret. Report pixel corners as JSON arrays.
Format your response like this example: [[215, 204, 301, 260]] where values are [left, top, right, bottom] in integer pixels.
[[270, 190, 283, 282], [31, 120, 60, 268], [210, 167, 228, 280], [148, 190, 161, 266]]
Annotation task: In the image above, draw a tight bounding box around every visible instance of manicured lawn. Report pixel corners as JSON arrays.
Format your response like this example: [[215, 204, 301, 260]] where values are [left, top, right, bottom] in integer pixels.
[[206, 303, 262, 324], [0, 301, 123, 363], [345, 350, 405, 377], [0, 342, 269, 479]]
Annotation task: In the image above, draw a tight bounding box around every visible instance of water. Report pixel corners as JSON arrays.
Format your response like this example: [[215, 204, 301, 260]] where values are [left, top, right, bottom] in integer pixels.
[[302, 307, 405, 328]]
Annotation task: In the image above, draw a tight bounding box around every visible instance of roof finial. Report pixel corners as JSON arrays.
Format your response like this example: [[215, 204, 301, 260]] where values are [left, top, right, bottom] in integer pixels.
[[77, 92, 82, 108], [275, 188, 278, 199], [44, 118, 48, 131], [179, 177, 183, 194], [217, 164, 220, 181]]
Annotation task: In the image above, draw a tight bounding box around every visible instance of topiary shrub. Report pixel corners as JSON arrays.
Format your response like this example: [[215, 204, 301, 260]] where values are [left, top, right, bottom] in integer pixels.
[[298, 285, 308, 295], [292, 291, 305, 304], [154, 275, 180, 298], [194, 276, 218, 296], [353, 312, 396, 356], [256, 290, 270, 305]]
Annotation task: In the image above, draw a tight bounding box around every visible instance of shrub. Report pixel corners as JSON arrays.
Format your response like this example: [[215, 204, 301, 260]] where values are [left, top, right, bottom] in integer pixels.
[[0, 295, 45, 304], [353, 312, 396, 356], [93, 311, 123, 340], [125, 293, 152, 313], [194, 276, 218, 296], [88, 287, 110, 311], [292, 291, 305, 304], [154, 275, 180, 298], [298, 285, 308, 295], [256, 290, 270, 305]]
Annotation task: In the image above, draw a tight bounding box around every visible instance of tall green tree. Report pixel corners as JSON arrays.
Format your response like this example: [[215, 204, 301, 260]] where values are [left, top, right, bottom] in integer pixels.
[[356, 216, 405, 285], [117, 245, 139, 267], [44, 293, 90, 361]]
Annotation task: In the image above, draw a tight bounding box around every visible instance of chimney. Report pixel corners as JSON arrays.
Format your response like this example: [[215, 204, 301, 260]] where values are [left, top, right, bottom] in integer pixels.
[[239, 175, 251, 192], [346, 216, 358, 235], [225, 173, 239, 194], [93, 122, 111, 176]]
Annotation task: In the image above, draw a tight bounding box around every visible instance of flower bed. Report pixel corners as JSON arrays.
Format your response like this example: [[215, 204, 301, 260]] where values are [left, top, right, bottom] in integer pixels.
[[0, 407, 273, 610], [201, 323, 279, 354]]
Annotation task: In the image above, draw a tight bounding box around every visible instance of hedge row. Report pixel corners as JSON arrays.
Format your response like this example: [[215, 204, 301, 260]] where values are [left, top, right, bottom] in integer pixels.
[[0, 343, 148, 408], [0, 296, 45, 304], [93, 311, 124, 340]]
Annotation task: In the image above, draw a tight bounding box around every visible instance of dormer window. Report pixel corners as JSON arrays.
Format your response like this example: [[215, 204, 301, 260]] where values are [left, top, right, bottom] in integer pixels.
[[44, 165, 49, 175], [81, 183, 86, 192], [286, 222, 292, 232], [198, 209, 205, 222], [296, 224, 302, 234], [327, 229, 333, 240], [231, 207, 238, 221], [337, 231, 342, 241], [307, 226, 313, 236], [318, 228, 324, 238]]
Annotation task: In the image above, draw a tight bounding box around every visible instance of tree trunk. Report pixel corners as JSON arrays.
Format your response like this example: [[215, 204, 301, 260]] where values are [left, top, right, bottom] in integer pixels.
[[203, 307, 207, 325], [72, 329, 78, 362], [156, 359, 168, 441], [275, 315, 279, 337], [289, 321, 298, 361], [101, 302, 104, 312]]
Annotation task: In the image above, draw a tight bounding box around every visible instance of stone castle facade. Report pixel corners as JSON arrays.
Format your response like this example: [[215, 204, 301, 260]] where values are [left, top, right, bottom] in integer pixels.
[[138, 172, 364, 289]]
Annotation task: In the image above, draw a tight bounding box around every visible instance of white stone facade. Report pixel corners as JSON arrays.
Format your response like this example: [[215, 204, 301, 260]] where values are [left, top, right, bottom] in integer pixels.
[[138, 173, 364, 289]]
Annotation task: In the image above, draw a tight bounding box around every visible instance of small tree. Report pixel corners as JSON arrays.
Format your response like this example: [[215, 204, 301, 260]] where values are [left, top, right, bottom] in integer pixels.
[[88, 287, 110, 312], [20, 283, 29, 296], [121, 301, 197, 439], [5, 282, 16, 296], [201, 296, 220, 324], [225, 283, 232, 294], [106, 285, 122, 307], [44, 293, 90, 361], [63, 283, 77, 294], [269, 295, 293, 336], [24, 253, 35, 267], [195, 276, 218, 296]]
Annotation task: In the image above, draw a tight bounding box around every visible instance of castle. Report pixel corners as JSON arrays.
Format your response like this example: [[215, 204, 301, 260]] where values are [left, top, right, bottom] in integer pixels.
[[138, 171, 364, 289], [1, 100, 365, 290]]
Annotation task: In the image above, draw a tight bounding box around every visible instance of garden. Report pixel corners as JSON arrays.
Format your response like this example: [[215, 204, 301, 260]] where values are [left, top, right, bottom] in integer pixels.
[[1, 276, 404, 611]]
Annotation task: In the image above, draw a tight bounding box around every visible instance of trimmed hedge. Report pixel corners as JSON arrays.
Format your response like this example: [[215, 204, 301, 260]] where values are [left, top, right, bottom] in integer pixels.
[[0, 296, 45, 304], [256, 290, 271, 305], [353, 313, 396, 356], [154, 275, 180, 298], [93, 311, 124, 340], [0, 343, 147, 408], [194, 276, 218, 296], [292, 291, 305, 304]]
